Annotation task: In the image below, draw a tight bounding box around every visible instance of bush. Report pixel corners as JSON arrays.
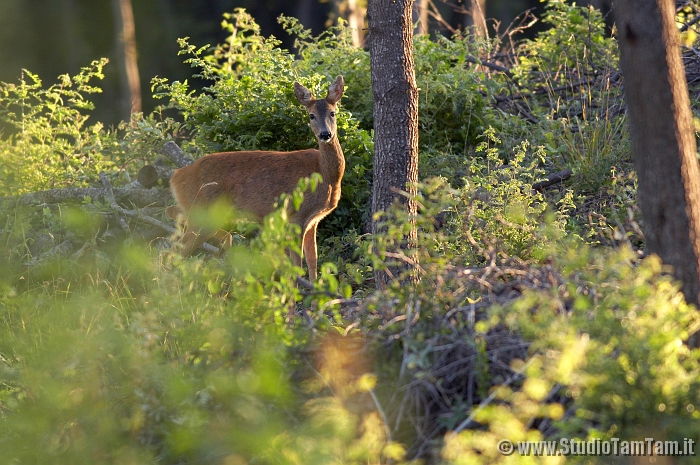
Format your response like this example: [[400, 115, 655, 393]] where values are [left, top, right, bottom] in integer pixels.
[[0, 60, 110, 195], [0, 59, 183, 196], [0, 195, 397, 464], [442, 246, 700, 464]]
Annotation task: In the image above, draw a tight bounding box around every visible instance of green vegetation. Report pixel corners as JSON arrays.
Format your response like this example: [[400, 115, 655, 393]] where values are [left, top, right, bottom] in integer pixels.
[[1, 1, 699, 463]]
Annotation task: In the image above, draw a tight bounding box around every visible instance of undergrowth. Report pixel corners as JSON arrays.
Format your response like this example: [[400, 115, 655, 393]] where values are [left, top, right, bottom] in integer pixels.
[[1, 1, 699, 464]]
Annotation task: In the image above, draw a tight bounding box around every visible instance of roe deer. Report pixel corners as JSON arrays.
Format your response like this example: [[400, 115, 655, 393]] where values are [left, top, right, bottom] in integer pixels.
[[166, 76, 345, 282]]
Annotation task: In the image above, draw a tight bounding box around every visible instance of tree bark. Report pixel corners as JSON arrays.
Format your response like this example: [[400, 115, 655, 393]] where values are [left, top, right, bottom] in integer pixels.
[[616, 0, 700, 316], [112, 0, 142, 118], [368, 0, 420, 288]]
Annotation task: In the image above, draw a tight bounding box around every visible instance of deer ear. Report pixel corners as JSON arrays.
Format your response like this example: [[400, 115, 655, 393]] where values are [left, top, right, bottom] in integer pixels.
[[326, 75, 344, 105], [294, 82, 313, 106]]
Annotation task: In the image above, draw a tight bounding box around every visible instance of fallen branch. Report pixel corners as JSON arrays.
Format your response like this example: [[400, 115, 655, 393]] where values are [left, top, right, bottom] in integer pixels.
[[137, 164, 174, 188], [99, 172, 220, 255], [162, 141, 195, 168], [25, 237, 77, 267], [0, 187, 172, 208], [532, 169, 573, 191], [680, 13, 700, 33], [464, 55, 513, 77]]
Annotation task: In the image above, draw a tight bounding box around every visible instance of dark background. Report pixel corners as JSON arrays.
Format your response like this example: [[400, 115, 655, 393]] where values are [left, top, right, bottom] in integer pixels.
[[0, 0, 550, 126]]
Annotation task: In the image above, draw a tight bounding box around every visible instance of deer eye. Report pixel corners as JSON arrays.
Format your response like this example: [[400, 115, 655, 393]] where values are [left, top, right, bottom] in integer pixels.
[[330, 111, 336, 118], [309, 114, 316, 120]]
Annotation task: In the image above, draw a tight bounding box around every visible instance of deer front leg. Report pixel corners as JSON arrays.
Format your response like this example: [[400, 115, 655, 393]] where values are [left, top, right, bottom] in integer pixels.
[[303, 222, 318, 282]]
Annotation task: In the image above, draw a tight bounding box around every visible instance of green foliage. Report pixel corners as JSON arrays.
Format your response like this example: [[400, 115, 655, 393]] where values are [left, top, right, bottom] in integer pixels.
[[0, 60, 184, 196], [0, 196, 393, 465], [507, 0, 627, 193], [513, 0, 618, 98], [365, 126, 566, 277], [443, 246, 700, 464], [412, 33, 490, 153], [455, 128, 555, 264], [0, 60, 110, 194], [506, 247, 700, 441], [375, 212, 700, 464], [544, 116, 630, 191], [2, 2, 699, 464]]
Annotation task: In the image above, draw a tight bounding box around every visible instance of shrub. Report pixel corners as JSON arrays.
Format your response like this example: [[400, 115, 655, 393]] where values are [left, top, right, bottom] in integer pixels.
[[0, 60, 110, 195], [0, 194, 394, 464], [442, 246, 700, 465]]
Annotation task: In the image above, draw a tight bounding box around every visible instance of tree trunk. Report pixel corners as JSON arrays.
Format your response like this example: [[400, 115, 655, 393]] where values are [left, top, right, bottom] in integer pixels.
[[59, 0, 84, 71], [616, 0, 700, 332], [466, 0, 487, 38], [346, 0, 367, 47], [295, 0, 315, 31], [112, 0, 142, 118], [368, 0, 420, 288], [412, 0, 430, 35]]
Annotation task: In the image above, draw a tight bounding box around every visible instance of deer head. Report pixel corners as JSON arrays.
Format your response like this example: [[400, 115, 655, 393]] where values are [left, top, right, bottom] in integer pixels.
[[294, 75, 345, 144]]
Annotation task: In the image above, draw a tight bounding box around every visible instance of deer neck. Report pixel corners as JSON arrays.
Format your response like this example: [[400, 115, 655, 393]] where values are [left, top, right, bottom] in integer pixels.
[[318, 137, 345, 186]]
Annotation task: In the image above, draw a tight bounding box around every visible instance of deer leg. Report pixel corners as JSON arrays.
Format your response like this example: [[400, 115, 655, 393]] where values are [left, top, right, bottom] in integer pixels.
[[289, 247, 303, 269], [177, 227, 214, 257], [213, 229, 233, 252], [303, 222, 318, 282], [165, 205, 182, 221], [167, 208, 210, 256]]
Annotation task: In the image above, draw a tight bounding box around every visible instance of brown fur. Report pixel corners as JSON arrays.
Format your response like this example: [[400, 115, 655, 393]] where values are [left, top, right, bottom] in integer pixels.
[[167, 76, 346, 282]]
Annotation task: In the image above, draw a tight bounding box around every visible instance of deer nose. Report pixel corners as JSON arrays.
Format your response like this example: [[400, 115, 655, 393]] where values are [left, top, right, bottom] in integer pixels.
[[319, 130, 332, 141]]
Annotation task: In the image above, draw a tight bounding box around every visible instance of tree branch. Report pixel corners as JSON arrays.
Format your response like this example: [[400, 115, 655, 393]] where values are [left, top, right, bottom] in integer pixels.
[[532, 169, 573, 191], [0, 186, 172, 208], [161, 141, 195, 168], [99, 172, 220, 255]]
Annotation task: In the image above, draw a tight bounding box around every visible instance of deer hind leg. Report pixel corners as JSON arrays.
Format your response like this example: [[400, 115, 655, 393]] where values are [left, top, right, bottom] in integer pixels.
[[166, 205, 182, 221], [176, 226, 215, 257], [289, 247, 303, 270], [303, 222, 318, 282], [213, 229, 233, 252], [168, 204, 232, 256]]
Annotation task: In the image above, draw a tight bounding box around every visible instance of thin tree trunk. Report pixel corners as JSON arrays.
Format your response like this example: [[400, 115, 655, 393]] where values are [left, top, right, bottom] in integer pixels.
[[59, 0, 84, 71], [412, 0, 430, 35], [616, 0, 700, 342], [112, 0, 141, 118], [368, 0, 420, 288], [346, 0, 367, 47], [467, 0, 488, 38], [295, 0, 314, 31]]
